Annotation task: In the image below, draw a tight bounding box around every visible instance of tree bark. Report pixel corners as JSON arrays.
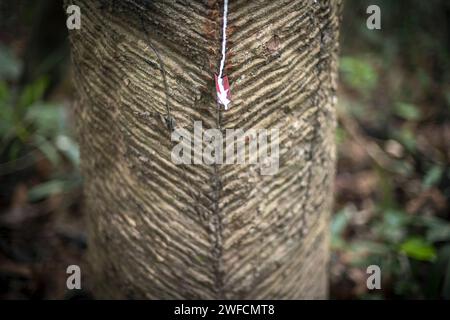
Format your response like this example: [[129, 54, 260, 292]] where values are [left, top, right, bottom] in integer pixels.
[[68, 0, 341, 299]]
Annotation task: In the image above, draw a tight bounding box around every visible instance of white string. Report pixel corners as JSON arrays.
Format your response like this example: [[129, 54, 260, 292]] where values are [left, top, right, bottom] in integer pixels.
[[218, 0, 228, 80], [216, 0, 230, 110]]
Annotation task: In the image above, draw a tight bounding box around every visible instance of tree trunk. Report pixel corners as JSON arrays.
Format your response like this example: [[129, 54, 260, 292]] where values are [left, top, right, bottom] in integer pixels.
[[68, 0, 341, 299]]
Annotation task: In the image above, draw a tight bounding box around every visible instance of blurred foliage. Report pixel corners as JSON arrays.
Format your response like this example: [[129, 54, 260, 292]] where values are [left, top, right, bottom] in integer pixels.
[[340, 56, 378, 95], [0, 1, 78, 203], [0, 44, 79, 200], [332, 0, 450, 299], [0, 1, 84, 299]]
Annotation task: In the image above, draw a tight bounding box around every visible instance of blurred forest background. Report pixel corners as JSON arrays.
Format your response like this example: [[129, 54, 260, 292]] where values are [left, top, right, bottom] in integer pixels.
[[0, 0, 449, 299]]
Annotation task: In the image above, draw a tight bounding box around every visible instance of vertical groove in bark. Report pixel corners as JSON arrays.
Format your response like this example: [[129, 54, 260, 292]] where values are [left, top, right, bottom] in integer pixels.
[[68, 0, 341, 299], [212, 2, 226, 296]]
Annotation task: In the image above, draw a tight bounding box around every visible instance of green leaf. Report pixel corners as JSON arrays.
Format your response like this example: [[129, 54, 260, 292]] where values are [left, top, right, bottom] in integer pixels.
[[55, 135, 80, 166], [18, 77, 48, 110], [33, 135, 61, 167], [423, 166, 443, 189], [427, 225, 450, 243], [394, 102, 421, 121], [419, 216, 450, 243], [25, 102, 65, 136], [379, 209, 409, 243], [331, 209, 349, 236], [28, 180, 67, 201], [400, 237, 437, 262], [0, 44, 22, 80], [27, 178, 80, 202], [340, 56, 378, 94]]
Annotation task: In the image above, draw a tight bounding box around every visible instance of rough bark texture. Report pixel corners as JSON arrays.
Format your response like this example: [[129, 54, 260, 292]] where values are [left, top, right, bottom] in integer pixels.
[[68, 0, 340, 299]]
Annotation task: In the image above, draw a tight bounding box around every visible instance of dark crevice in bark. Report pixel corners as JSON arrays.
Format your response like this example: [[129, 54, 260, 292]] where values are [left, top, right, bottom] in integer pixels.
[[140, 15, 174, 134], [210, 0, 226, 298], [211, 162, 225, 298]]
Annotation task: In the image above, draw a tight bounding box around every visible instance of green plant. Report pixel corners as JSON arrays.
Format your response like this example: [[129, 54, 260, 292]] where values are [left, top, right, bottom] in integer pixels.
[[0, 45, 79, 200]]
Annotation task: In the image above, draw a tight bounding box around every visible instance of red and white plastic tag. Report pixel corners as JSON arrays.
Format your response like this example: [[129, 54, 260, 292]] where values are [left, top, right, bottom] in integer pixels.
[[215, 74, 231, 110]]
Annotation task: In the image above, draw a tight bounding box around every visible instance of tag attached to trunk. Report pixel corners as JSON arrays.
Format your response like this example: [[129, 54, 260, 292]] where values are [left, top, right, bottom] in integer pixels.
[[215, 74, 231, 110]]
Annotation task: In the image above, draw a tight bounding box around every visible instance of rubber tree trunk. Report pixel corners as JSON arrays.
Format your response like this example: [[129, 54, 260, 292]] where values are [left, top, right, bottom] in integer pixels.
[[68, 0, 341, 299]]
